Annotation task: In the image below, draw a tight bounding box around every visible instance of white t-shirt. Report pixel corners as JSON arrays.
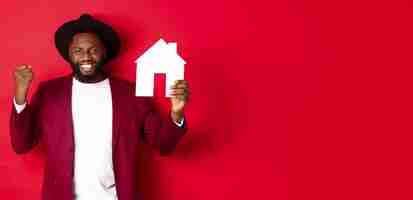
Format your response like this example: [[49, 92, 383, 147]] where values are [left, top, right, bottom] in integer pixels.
[[71, 77, 116, 200]]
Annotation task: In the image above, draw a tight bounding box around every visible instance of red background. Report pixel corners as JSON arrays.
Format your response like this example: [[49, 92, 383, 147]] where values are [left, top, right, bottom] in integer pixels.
[[0, 0, 412, 199]]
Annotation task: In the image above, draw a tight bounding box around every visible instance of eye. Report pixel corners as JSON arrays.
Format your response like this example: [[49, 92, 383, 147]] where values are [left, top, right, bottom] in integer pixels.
[[90, 48, 100, 54], [72, 48, 82, 54]]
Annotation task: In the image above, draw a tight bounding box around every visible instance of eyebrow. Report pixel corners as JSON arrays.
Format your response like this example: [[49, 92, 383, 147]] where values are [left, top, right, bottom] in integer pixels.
[[70, 43, 101, 49]]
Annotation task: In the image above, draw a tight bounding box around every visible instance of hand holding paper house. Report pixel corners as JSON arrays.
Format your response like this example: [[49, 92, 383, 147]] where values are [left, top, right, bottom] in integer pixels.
[[135, 38, 186, 97]]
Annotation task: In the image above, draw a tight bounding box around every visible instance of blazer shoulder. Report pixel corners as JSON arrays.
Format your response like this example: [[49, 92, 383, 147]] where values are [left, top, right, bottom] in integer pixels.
[[110, 77, 153, 107], [110, 77, 135, 89], [40, 75, 71, 91]]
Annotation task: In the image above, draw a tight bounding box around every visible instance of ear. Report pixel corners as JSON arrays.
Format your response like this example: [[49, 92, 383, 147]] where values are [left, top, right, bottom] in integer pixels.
[[103, 47, 108, 58], [67, 39, 75, 61], [101, 46, 108, 62], [68, 49, 75, 63]]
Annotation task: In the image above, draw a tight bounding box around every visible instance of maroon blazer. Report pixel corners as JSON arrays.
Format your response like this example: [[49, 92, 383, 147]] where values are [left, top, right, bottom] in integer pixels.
[[9, 75, 187, 200]]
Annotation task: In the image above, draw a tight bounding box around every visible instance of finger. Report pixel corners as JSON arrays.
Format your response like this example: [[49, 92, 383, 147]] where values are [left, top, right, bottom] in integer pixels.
[[169, 93, 180, 98], [19, 68, 33, 73], [169, 92, 186, 97], [169, 91, 183, 96], [16, 70, 33, 77], [171, 91, 189, 99], [15, 69, 33, 77], [172, 93, 186, 97], [16, 67, 33, 73], [16, 65, 28, 70], [170, 94, 188, 101], [170, 83, 188, 90], [15, 69, 31, 75], [21, 64, 31, 69], [176, 83, 188, 88], [173, 80, 187, 86], [171, 88, 186, 94], [170, 85, 180, 90]]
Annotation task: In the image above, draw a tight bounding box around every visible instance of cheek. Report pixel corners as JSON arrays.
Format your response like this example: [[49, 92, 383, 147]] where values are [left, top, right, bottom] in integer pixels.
[[93, 54, 105, 62], [69, 53, 80, 63]]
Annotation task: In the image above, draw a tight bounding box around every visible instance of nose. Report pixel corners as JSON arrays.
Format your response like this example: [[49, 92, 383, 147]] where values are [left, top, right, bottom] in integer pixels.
[[79, 53, 94, 64], [81, 51, 93, 60]]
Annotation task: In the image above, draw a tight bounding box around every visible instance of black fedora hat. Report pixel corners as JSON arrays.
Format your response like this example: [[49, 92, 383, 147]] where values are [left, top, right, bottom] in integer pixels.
[[54, 13, 121, 64]]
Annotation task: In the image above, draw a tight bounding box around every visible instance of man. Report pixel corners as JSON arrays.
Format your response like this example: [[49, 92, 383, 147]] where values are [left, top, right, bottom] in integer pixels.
[[10, 14, 189, 200]]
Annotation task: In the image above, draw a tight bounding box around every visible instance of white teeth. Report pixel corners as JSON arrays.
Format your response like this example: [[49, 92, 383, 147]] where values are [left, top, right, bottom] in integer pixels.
[[80, 64, 92, 69]]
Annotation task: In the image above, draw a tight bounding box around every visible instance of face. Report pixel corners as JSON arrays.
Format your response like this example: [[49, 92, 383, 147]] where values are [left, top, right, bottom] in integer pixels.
[[68, 32, 107, 82]]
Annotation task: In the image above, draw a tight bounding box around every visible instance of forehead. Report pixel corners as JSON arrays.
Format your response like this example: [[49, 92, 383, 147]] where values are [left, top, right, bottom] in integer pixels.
[[70, 32, 104, 47]]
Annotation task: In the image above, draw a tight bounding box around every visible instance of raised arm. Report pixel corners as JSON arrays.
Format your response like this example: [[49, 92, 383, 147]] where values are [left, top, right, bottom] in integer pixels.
[[9, 64, 42, 154], [140, 80, 189, 155], [138, 98, 187, 155]]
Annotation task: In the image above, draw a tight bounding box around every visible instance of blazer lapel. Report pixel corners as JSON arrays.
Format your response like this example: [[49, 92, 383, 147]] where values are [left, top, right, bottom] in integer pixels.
[[56, 75, 75, 157], [109, 77, 121, 152]]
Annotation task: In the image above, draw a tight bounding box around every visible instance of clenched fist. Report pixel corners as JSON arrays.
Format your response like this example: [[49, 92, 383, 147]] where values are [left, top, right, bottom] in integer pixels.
[[14, 64, 33, 105]]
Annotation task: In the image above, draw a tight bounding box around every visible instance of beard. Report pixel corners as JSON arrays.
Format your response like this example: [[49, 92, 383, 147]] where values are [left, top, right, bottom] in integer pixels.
[[70, 60, 107, 83]]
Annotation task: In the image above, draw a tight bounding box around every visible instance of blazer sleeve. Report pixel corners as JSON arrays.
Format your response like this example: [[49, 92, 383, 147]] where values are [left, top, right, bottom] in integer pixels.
[[9, 83, 44, 154], [138, 98, 188, 155]]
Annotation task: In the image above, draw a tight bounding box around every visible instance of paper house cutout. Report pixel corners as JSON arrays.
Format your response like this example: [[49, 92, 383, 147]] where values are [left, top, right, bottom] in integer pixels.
[[135, 38, 186, 97]]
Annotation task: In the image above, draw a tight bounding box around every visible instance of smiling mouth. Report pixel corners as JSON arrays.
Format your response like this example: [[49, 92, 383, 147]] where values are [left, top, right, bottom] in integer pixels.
[[79, 63, 94, 72], [80, 63, 92, 68]]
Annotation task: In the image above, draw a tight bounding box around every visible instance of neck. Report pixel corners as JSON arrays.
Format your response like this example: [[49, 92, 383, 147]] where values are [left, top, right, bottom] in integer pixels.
[[73, 72, 108, 83]]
